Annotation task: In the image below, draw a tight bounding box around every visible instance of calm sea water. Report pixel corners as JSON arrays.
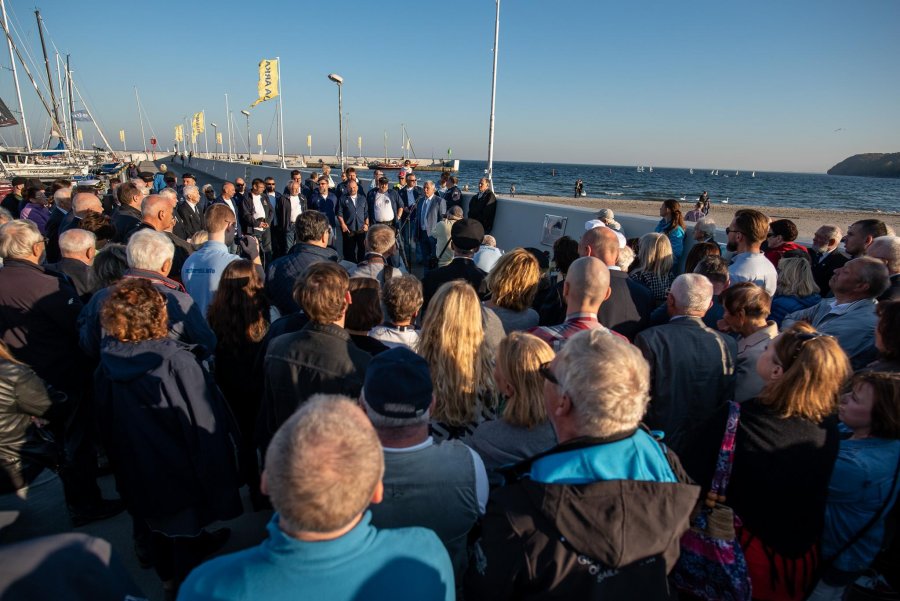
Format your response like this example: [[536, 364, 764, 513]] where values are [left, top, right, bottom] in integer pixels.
[[439, 160, 899, 214]]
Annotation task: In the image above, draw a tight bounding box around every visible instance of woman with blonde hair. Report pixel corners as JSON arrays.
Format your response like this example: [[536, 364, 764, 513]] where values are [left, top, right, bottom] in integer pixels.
[[464, 332, 557, 483], [484, 248, 541, 334], [770, 256, 822, 326], [629, 232, 675, 305], [419, 280, 495, 440], [682, 323, 851, 601]]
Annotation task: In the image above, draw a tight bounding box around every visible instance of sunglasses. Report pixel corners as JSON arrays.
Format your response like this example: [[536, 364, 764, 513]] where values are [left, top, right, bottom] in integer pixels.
[[725, 227, 744, 236], [538, 361, 558, 385]]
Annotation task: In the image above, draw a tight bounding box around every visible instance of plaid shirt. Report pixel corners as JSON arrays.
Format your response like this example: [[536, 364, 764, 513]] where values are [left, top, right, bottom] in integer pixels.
[[528, 313, 626, 351], [629, 270, 675, 304]]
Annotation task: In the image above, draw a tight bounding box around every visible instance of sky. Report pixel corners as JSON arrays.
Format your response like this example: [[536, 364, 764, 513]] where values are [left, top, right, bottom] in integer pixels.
[[0, 0, 898, 173]]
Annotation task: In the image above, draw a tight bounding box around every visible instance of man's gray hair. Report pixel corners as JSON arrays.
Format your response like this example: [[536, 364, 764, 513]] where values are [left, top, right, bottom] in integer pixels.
[[867, 236, 900, 274], [670, 273, 714, 313], [0, 207, 13, 225], [182, 185, 200, 201], [53, 187, 72, 209], [0, 219, 43, 260], [555, 329, 651, 438], [852, 256, 891, 297], [158, 188, 177, 201], [615, 245, 634, 271], [695, 216, 717, 237], [819, 224, 841, 244], [141, 194, 171, 218], [59, 229, 96, 255], [126, 228, 174, 271]]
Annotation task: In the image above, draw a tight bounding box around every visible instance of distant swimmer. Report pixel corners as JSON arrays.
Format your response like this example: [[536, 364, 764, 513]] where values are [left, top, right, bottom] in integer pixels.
[[509, 184, 516, 196], [574, 179, 584, 198]]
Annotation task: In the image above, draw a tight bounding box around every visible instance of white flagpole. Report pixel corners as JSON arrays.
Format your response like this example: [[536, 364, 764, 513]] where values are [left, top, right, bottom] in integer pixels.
[[225, 93, 233, 161], [202, 109, 209, 157], [277, 57, 286, 168]]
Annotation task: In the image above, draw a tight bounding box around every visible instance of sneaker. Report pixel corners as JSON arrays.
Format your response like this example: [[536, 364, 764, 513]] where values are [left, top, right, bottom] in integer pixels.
[[70, 498, 126, 527]]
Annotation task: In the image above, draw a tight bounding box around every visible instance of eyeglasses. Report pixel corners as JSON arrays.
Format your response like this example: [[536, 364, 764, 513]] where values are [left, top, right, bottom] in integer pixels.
[[408, 178, 416, 182], [766, 232, 776, 238], [725, 227, 744, 236], [538, 361, 559, 385]]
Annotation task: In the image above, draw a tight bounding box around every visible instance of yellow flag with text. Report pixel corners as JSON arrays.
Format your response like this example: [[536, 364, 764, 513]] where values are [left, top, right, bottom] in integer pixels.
[[192, 111, 204, 135], [119, 129, 125, 142], [256, 133, 263, 147], [76, 129, 83, 142], [216, 132, 223, 145], [250, 59, 279, 108], [175, 125, 183, 142]]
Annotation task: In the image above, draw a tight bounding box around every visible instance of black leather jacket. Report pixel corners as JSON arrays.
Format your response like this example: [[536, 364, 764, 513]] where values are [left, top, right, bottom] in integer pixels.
[[0, 359, 59, 494]]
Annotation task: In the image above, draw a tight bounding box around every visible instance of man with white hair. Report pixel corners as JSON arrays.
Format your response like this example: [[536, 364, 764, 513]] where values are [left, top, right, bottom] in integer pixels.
[[174, 184, 206, 241], [809, 224, 849, 296], [348, 223, 407, 285], [78, 228, 215, 360], [783, 256, 890, 369], [866, 235, 900, 300], [0, 219, 123, 525], [179, 396, 454, 601], [466, 330, 699, 599], [528, 256, 621, 349], [634, 273, 737, 456], [693, 216, 717, 243], [44, 187, 73, 263], [46, 229, 100, 300]]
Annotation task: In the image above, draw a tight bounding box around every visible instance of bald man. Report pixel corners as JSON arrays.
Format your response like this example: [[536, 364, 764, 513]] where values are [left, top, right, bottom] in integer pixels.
[[60, 192, 104, 234], [580, 227, 653, 340], [528, 256, 624, 349], [126, 194, 194, 282]]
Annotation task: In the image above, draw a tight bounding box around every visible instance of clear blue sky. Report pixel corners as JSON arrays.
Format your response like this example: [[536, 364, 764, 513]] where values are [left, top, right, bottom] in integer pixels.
[[0, 0, 897, 173]]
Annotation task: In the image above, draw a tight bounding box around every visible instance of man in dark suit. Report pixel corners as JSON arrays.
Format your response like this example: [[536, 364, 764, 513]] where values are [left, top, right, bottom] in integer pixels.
[[282, 170, 303, 196], [422, 218, 488, 315], [809, 224, 850, 297], [44, 188, 73, 263], [467, 177, 497, 235], [274, 179, 308, 256], [415, 180, 446, 267], [110, 182, 143, 243], [60, 192, 104, 235], [336, 178, 368, 263], [126, 194, 194, 283], [444, 176, 462, 210], [579, 226, 653, 340], [396, 173, 423, 266], [634, 274, 737, 457], [45, 229, 100, 301], [241, 178, 274, 265], [174, 184, 206, 241]]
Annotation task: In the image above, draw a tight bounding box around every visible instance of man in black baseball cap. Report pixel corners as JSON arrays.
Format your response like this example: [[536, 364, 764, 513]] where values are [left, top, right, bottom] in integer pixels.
[[360, 347, 487, 580], [421, 218, 489, 313]]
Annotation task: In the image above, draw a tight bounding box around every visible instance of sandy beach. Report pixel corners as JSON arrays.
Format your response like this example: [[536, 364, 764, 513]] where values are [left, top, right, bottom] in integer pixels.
[[513, 194, 899, 240]]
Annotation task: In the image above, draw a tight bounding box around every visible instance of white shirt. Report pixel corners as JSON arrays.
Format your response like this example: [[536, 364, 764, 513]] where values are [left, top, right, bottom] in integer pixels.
[[251, 194, 266, 230], [289, 195, 303, 223], [373, 192, 395, 222]]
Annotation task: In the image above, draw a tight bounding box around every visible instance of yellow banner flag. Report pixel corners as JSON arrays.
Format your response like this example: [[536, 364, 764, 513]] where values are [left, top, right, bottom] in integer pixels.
[[216, 132, 223, 145], [306, 134, 311, 147], [256, 133, 263, 147], [175, 125, 183, 142], [119, 129, 125, 142], [76, 129, 83, 142], [249, 59, 279, 108], [192, 111, 205, 134], [358, 136, 362, 149]]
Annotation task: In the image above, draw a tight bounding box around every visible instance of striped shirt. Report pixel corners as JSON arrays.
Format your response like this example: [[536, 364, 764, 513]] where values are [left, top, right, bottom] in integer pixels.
[[528, 313, 626, 351]]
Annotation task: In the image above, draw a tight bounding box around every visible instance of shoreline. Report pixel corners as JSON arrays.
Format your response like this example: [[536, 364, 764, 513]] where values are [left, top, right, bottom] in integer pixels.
[[512, 194, 900, 240]]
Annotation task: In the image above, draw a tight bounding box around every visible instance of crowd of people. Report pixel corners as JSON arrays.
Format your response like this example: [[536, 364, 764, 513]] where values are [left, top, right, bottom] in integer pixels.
[[0, 166, 898, 601]]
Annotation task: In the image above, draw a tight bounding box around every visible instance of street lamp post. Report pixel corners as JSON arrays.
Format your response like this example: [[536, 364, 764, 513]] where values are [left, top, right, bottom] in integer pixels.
[[327, 73, 344, 173], [240, 110, 251, 165], [210, 122, 218, 158], [486, 0, 501, 193]]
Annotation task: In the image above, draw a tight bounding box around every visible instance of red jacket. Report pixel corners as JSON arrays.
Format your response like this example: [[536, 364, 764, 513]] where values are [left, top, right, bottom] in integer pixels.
[[764, 241, 808, 268]]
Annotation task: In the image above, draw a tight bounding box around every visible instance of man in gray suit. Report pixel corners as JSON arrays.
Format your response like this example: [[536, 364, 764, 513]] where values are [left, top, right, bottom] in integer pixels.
[[635, 274, 737, 457], [782, 256, 889, 370], [415, 180, 446, 267]]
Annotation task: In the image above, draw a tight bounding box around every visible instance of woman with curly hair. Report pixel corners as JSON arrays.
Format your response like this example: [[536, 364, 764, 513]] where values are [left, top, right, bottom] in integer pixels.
[[484, 248, 541, 334], [863, 300, 900, 373], [95, 278, 241, 593], [654, 199, 686, 264], [206, 259, 270, 508], [682, 323, 851, 601], [629, 232, 675, 305], [419, 280, 495, 441], [463, 332, 557, 483]]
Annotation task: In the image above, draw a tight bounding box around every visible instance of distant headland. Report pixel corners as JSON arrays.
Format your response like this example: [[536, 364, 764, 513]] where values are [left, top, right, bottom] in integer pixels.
[[827, 153, 900, 178]]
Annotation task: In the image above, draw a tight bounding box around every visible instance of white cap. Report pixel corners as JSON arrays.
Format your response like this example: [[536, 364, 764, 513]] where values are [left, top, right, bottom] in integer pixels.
[[584, 219, 626, 248]]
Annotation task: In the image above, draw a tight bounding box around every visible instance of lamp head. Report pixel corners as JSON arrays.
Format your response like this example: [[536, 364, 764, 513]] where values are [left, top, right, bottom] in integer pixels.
[[240, 110, 250, 117], [210, 122, 218, 127], [327, 73, 344, 85]]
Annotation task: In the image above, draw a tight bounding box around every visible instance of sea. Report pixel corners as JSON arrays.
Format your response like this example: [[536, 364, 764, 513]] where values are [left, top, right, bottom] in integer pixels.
[[437, 160, 900, 214]]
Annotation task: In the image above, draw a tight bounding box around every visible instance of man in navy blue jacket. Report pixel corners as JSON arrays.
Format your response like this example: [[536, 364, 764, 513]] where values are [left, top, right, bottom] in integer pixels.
[[337, 179, 369, 263]]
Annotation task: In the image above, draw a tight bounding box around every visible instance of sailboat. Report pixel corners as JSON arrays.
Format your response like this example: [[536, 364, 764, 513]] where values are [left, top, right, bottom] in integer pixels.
[[751, 171, 756, 178], [735, 170, 740, 176], [714, 169, 719, 176], [689, 168, 694, 175], [648, 166, 653, 173]]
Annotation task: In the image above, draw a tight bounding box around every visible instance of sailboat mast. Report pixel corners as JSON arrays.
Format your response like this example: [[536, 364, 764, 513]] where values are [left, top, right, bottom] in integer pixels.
[[0, 0, 28, 150], [66, 55, 75, 147], [135, 87, 147, 153], [54, 52, 70, 145], [35, 10, 62, 146]]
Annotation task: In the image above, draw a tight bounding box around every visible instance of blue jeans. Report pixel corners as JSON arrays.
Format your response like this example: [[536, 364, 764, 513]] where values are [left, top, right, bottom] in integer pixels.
[[0, 469, 71, 544]]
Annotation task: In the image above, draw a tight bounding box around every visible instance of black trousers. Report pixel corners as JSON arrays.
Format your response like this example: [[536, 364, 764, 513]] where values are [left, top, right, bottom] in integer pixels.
[[342, 230, 366, 263]]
